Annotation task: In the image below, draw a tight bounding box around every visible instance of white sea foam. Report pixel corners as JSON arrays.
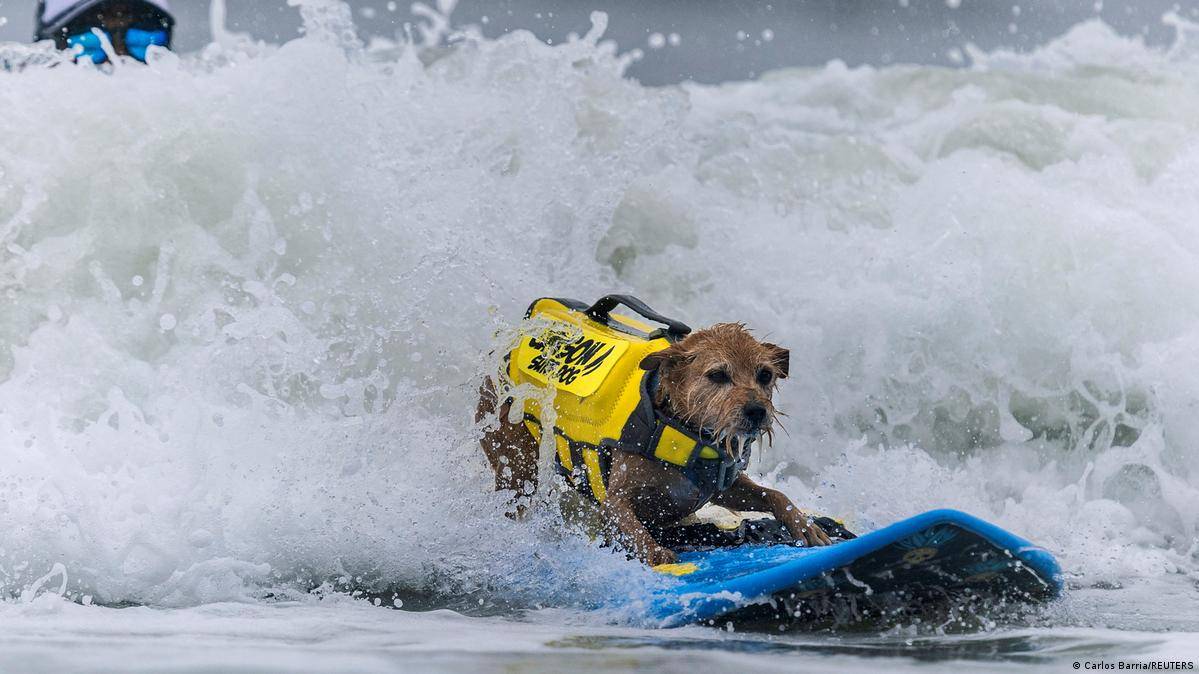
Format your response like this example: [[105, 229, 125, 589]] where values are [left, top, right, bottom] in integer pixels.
[[0, 2, 1195, 632]]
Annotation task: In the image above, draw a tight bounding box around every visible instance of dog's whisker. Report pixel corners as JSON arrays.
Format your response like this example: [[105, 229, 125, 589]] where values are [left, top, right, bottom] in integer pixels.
[[771, 415, 789, 437]]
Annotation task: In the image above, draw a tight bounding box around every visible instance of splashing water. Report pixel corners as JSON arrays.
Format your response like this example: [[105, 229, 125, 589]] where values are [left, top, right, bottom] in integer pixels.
[[0, 0, 1196, 650]]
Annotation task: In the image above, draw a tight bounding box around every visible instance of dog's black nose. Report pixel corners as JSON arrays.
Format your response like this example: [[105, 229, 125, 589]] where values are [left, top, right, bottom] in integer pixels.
[[743, 403, 767, 426]]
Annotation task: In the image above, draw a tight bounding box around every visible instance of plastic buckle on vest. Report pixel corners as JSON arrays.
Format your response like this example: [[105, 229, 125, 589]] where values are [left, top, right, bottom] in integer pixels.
[[714, 451, 746, 492], [712, 431, 755, 492]]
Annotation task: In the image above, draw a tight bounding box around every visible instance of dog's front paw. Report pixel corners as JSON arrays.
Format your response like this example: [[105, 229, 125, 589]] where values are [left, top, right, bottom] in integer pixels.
[[793, 516, 833, 547], [646, 545, 678, 567]]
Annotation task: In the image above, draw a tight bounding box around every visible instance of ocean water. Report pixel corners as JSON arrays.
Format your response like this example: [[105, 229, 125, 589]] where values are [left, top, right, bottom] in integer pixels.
[[0, 1, 1197, 671]]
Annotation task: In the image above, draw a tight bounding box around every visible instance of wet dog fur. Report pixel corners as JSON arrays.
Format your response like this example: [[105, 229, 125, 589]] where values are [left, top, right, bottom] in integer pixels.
[[477, 322, 830, 566]]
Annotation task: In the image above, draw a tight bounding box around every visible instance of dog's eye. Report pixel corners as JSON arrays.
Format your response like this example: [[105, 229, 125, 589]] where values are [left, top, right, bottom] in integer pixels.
[[706, 369, 731, 385], [756, 369, 774, 386]]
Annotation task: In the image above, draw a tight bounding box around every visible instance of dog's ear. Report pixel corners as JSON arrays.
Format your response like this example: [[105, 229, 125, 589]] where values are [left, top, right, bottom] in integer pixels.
[[640, 343, 688, 371], [763, 343, 790, 379]]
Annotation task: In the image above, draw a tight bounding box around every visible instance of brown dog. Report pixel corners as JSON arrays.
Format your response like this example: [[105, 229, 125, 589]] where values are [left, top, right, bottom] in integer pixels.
[[477, 322, 830, 566]]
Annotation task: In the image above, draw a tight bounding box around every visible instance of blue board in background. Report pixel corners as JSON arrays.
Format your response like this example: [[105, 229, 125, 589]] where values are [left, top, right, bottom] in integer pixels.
[[645, 509, 1063, 628]]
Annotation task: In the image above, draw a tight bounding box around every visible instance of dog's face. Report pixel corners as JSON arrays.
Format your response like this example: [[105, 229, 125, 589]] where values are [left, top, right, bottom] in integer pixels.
[[640, 323, 789, 452]]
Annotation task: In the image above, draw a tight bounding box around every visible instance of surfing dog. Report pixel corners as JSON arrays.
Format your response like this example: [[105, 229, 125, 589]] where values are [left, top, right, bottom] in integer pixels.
[[478, 314, 830, 566]]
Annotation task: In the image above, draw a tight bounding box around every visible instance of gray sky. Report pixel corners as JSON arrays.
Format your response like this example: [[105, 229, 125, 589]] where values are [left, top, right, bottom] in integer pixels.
[[0, 0, 1194, 84]]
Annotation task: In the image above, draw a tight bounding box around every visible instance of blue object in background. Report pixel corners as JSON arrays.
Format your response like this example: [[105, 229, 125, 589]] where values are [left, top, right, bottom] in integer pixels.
[[643, 509, 1063, 627], [125, 28, 168, 62], [66, 28, 168, 63], [66, 29, 106, 63]]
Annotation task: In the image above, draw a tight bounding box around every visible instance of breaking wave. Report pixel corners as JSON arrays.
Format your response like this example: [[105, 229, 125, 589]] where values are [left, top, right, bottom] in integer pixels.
[[0, 1, 1196, 622]]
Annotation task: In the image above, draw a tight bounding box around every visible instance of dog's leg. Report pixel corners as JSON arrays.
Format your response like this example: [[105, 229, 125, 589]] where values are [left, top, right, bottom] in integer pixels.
[[598, 495, 678, 566], [711, 474, 832, 547], [477, 377, 539, 517], [601, 462, 678, 566]]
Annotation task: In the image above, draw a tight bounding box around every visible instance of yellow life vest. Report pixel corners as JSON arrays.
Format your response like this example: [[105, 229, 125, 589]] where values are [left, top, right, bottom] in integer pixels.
[[505, 295, 751, 504]]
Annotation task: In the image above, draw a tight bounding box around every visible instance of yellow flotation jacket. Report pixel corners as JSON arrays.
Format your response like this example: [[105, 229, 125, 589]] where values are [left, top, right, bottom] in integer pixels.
[[506, 295, 753, 504]]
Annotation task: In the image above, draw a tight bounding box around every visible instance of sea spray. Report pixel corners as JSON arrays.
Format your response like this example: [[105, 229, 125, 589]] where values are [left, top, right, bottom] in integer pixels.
[[0, 3, 1195, 616]]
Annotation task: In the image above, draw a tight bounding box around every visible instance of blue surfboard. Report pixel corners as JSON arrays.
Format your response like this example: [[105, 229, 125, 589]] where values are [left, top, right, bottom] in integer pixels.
[[645, 509, 1062, 627]]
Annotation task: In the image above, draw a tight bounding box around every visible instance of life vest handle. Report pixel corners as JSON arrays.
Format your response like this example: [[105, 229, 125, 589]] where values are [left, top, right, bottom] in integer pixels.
[[584, 295, 692, 339]]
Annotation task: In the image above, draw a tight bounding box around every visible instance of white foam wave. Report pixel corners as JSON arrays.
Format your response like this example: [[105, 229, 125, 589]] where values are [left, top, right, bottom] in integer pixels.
[[0, 3, 1195, 615]]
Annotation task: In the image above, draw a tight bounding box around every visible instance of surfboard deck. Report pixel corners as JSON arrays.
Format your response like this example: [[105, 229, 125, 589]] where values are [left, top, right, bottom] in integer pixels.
[[645, 509, 1062, 627]]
